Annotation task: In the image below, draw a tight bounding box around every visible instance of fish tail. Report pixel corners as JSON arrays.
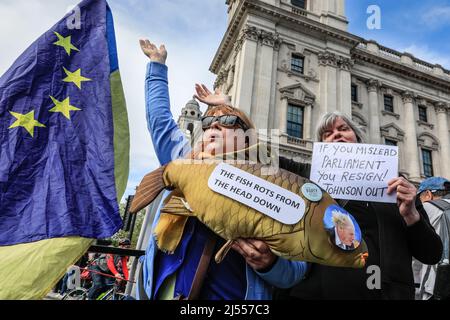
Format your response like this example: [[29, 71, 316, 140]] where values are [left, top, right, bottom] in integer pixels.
[[130, 165, 168, 213]]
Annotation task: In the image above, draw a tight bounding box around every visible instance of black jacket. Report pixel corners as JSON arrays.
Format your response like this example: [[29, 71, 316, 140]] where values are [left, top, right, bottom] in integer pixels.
[[277, 157, 443, 300]]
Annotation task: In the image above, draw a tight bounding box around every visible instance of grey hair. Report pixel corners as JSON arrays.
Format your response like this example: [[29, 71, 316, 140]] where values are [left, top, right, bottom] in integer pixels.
[[315, 111, 366, 143], [332, 210, 354, 229]]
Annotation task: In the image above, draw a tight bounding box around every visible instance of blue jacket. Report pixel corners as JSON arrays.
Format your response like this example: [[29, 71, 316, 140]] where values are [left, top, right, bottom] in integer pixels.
[[137, 61, 307, 300]]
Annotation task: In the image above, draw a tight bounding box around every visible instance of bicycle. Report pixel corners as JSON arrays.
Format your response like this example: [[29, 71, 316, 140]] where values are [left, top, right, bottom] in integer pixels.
[[96, 281, 126, 300], [62, 287, 89, 300], [61, 266, 92, 300], [62, 266, 133, 300]]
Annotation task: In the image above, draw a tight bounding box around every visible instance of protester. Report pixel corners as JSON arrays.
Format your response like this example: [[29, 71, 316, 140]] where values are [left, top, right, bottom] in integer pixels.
[[193, 83, 445, 299], [413, 177, 450, 300], [137, 39, 308, 300], [87, 239, 130, 300], [109, 238, 131, 291], [110, 239, 131, 279]]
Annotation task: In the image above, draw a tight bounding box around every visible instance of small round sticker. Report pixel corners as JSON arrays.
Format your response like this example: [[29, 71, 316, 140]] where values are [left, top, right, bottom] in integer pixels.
[[323, 205, 362, 251], [301, 183, 323, 202]]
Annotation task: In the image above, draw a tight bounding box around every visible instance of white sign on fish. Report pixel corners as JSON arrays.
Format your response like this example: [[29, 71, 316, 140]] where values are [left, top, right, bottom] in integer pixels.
[[310, 143, 399, 203], [208, 163, 305, 225]]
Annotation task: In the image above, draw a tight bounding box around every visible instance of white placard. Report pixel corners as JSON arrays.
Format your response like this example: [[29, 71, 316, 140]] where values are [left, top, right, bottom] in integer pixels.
[[208, 163, 305, 225], [310, 143, 399, 203]]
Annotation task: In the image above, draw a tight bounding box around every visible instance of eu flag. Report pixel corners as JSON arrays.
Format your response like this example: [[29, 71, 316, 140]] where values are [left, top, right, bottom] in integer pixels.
[[0, 0, 129, 299]]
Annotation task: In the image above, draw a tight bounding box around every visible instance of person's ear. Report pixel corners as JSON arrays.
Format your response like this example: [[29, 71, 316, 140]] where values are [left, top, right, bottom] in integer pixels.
[[424, 190, 433, 201]]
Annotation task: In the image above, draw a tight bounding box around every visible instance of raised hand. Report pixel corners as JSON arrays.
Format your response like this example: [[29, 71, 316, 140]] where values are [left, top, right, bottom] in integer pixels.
[[194, 84, 231, 106], [139, 39, 167, 64]]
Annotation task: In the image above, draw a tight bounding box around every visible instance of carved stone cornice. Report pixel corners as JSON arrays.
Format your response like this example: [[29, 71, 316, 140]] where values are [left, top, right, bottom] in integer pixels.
[[259, 29, 282, 49], [380, 123, 405, 142], [214, 67, 230, 89], [337, 57, 354, 71], [418, 132, 440, 151], [318, 51, 337, 67], [402, 91, 415, 104], [417, 98, 428, 106], [234, 26, 282, 52], [435, 102, 449, 114], [381, 110, 401, 120], [235, 26, 259, 51], [417, 120, 434, 130], [279, 83, 316, 104], [233, 26, 257, 53]]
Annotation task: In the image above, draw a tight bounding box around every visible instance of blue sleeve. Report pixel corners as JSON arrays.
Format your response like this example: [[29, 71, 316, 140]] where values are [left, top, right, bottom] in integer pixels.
[[145, 62, 191, 165], [255, 258, 308, 289]]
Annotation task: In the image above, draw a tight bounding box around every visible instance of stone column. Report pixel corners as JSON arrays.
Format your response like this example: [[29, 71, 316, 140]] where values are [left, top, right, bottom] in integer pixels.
[[252, 29, 279, 130], [279, 98, 288, 134], [230, 45, 241, 107], [435, 102, 450, 178], [338, 57, 353, 117], [318, 51, 338, 114], [269, 41, 280, 130], [366, 79, 381, 144], [337, 0, 345, 17], [234, 26, 259, 116], [402, 91, 421, 181]]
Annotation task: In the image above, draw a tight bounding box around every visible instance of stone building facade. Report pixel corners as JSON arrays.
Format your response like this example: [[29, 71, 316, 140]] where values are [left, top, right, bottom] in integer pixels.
[[181, 0, 450, 182]]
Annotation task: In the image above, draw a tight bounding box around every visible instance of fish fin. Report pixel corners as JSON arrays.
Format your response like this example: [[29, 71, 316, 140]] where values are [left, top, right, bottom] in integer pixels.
[[160, 195, 194, 217], [130, 165, 168, 213], [214, 240, 234, 264], [154, 213, 189, 254], [153, 191, 192, 253]]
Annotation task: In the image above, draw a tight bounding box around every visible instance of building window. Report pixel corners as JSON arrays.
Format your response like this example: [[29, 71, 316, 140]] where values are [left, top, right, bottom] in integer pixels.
[[422, 149, 434, 177], [384, 95, 394, 113], [291, 0, 306, 9], [418, 105, 428, 122], [287, 104, 304, 139], [351, 84, 358, 102], [385, 139, 397, 146], [291, 54, 304, 74]]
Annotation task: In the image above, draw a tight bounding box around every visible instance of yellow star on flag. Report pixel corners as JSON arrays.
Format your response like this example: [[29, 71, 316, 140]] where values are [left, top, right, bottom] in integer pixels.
[[53, 32, 79, 56], [49, 96, 81, 120], [63, 67, 92, 89], [9, 110, 46, 137]]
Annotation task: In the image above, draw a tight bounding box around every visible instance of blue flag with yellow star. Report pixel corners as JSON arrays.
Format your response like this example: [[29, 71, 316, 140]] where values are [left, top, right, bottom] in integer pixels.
[[0, 0, 129, 299]]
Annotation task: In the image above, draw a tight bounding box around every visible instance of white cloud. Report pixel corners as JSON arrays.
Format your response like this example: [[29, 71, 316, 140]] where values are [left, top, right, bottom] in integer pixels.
[[0, 0, 228, 202], [421, 6, 450, 28]]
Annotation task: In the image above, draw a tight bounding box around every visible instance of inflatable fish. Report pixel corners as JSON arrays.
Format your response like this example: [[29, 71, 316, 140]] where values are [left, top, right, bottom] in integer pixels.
[[130, 160, 368, 268]]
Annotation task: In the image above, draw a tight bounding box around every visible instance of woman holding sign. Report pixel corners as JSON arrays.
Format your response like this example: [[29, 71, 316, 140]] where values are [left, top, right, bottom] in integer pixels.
[[275, 111, 442, 300], [190, 83, 442, 299], [136, 39, 307, 300]]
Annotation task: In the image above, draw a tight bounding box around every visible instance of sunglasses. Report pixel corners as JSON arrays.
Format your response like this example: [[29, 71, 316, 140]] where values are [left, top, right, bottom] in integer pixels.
[[201, 115, 249, 131]]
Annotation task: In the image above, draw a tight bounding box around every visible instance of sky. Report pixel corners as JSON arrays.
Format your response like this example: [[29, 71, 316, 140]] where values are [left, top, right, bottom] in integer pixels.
[[0, 0, 449, 202]]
